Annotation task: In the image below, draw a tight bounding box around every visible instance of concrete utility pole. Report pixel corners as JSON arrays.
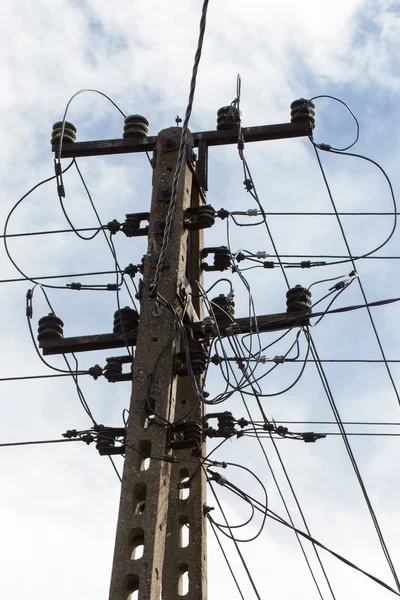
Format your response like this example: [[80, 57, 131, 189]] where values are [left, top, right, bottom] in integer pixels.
[[108, 127, 206, 600], [46, 101, 314, 600]]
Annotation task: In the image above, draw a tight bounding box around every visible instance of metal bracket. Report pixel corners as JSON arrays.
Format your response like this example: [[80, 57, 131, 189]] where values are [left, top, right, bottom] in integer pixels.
[[153, 220, 166, 235], [150, 252, 169, 269], [157, 186, 172, 203]]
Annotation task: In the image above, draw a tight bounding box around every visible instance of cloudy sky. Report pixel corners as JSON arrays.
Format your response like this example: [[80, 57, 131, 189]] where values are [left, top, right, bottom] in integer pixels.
[[1, 0, 400, 598]]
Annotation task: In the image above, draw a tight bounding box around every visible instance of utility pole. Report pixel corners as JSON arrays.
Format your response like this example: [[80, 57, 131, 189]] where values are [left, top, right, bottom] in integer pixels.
[[107, 127, 207, 600], [43, 99, 315, 600]]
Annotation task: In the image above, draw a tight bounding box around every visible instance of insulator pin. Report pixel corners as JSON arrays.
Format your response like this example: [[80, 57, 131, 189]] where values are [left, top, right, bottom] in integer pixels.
[[290, 99, 315, 128], [37, 313, 64, 341], [51, 121, 77, 147], [170, 422, 202, 450], [286, 285, 312, 313], [113, 307, 139, 334], [123, 114, 149, 142], [202, 316, 217, 337], [216, 105, 241, 131]]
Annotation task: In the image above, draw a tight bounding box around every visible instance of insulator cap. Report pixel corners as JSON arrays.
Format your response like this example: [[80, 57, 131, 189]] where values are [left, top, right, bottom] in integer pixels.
[[113, 306, 139, 333], [286, 285, 312, 313], [123, 114, 149, 141], [211, 294, 235, 330], [290, 99, 315, 128], [51, 121, 77, 146], [189, 350, 208, 375], [103, 357, 123, 382], [216, 105, 241, 131], [214, 247, 231, 271], [37, 313, 64, 341]]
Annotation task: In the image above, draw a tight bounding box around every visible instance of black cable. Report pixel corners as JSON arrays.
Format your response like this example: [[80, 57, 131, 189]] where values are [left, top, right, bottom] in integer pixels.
[[0, 438, 84, 448], [0, 226, 103, 239], [204, 467, 263, 600], [3, 161, 75, 289], [310, 95, 359, 151], [0, 269, 124, 285], [208, 518, 246, 600], [307, 329, 400, 591], [312, 145, 400, 409], [221, 478, 400, 597]]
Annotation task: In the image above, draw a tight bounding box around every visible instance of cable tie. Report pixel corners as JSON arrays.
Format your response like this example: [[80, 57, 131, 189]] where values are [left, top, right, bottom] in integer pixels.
[[57, 184, 65, 198], [246, 208, 259, 217]]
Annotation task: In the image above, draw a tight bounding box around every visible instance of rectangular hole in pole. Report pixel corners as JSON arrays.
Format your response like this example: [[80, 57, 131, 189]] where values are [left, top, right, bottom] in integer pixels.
[[132, 482, 147, 514], [179, 517, 189, 548], [126, 575, 139, 600], [178, 563, 189, 597], [133, 440, 151, 471], [179, 468, 190, 500], [130, 527, 145, 560]]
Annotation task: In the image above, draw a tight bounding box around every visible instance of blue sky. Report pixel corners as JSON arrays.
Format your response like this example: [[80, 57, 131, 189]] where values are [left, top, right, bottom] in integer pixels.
[[1, 1, 400, 598]]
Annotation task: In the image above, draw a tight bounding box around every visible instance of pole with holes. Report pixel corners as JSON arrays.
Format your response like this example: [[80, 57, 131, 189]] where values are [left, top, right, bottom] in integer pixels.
[[108, 127, 207, 600]]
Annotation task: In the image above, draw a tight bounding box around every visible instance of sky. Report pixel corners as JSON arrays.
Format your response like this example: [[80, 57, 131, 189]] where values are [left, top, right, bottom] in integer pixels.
[[1, 0, 400, 598]]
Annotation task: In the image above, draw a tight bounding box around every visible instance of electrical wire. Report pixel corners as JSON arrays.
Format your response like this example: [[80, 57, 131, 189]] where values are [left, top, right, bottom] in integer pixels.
[[151, 0, 209, 294]]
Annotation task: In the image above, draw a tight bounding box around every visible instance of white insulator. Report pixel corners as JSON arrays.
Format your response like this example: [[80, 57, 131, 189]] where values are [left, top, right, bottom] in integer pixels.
[[255, 251, 268, 259]]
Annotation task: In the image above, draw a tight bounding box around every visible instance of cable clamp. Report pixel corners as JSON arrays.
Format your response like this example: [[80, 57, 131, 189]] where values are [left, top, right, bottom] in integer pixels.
[[319, 143, 331, 152], [246, 208, 259, 217], [256, 355, 267, 364], [26, 289, 33, 318], [329, 280, 346, 292], [273, 355, 285, 364], [243, 178, 253, 192], [255, 251, 267, 259]]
